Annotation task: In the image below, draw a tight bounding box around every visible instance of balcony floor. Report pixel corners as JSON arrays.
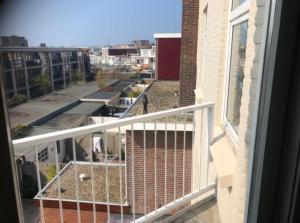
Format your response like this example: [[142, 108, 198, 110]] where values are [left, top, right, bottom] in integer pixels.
[[164, 198, 220, 223]]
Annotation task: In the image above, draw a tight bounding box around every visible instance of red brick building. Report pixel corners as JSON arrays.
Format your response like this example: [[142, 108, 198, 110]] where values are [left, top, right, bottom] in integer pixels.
[[154, 33, 181, 81], [126, 129, 193, 214]]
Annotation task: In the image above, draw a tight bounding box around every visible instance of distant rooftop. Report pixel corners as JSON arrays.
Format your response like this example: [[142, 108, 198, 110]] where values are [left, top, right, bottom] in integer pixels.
[[128, 81, 180, 116], [40, 162, 126, 204], [83, 80, 135, 101]]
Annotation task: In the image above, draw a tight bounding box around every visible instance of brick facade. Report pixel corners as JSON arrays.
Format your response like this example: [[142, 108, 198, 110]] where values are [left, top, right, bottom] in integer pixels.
[[126, 130, 193, 214], [42, 208, 107, 223], [179, 0, 200, 106], [35, 199, 130, 223]]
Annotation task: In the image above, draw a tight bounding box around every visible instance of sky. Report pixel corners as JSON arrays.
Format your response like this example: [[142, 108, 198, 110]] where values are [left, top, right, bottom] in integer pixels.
[[0, 0, 182, 47]]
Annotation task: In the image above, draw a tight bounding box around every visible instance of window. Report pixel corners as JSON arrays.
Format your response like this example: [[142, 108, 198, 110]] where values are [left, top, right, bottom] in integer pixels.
[[224, 0, 249, 139], [38, 148, 48, 162], [232, 0, 247, 11]]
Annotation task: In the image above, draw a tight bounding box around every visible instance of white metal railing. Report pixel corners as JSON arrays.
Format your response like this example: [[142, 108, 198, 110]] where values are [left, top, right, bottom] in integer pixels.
[[13, 103, 215, 223]]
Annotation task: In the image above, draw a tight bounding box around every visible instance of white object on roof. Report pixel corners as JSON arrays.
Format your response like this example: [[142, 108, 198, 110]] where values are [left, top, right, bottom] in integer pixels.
[[154, 33, 181, 38], [79, 173, 86, 181], [93, 136, 102, 153]]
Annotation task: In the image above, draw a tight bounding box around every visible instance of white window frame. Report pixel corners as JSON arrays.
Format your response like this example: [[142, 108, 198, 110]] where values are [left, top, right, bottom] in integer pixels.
[[223, 0, 250, 144]]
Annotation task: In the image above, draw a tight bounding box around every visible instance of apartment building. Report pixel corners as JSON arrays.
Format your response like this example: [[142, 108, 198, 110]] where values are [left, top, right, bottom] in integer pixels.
[[101, 48, 138, 66], [184, 0, 270, 223], [0, 47, 91, 98], [3, 0, 300, 223], [0, 35, 28, 47]]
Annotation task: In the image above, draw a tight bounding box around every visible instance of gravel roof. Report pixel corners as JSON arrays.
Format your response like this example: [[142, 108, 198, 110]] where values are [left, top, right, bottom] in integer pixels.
[[42, 163, 126, 204], [128, 81, 180, 116]]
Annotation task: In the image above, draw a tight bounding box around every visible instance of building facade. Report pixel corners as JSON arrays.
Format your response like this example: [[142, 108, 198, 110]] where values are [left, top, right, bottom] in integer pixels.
[[189, 0, 269, 222], [0, 47, 91, 98], [154, 33, 181, 81], [0, 35, 28, 47]]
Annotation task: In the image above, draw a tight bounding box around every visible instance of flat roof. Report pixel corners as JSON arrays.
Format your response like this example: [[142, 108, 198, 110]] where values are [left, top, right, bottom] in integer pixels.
[[9, 80, 119, 128], [154, 33, 181, 38], [64, 102, 104, 115], [39, 162, 126, 204], [127, 81, 180, 116], [38, 114, 86, 130]]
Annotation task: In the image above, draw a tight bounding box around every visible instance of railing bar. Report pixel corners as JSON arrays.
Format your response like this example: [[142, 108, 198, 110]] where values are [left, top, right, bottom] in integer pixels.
[[72, 138, 81, 223], [143, 122, 147, 216], [13, 103, 215, 149], [164, 120, 168, 205], [89, 134, 96, 223], [154, 121, 157, 211], [207, 106, 214, 186], [200, 110, 204, 190], [206, 109, 209, 187], [104, 130, 111, 222], [118, 127, 124, 223], [134, 184, 216, 223], [54, 142, 64, 223], [174, 118, 177, 201], [182, 115, 187, 197], [131, 124, 136, 222], [192, 112, 197, 191], [34, 146, 45, 223]]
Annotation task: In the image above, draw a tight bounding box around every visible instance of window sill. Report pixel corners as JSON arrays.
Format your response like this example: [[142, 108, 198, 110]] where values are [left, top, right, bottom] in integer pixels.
[[210, 127, 236, 188]]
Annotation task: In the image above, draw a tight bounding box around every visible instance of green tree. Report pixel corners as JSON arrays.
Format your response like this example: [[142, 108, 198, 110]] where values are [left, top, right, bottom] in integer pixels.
[[72, 69, 84, 83], [33, 74, 52, 95], [96, 68, 107, 89]]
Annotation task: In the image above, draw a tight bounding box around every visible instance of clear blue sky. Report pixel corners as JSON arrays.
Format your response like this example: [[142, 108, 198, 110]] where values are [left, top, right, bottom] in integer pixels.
[[0, 0, 182, 47]]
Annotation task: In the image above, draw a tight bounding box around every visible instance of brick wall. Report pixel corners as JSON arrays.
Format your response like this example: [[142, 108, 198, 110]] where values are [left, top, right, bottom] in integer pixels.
[[35, 199, 130, 223], [126, 130, 192, 214], [43, 207, 107, 223], [179, 0, 200, 106]]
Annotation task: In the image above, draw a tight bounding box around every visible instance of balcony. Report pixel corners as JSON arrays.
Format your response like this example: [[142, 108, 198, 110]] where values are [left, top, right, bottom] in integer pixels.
[[13, 103, 217, 223]]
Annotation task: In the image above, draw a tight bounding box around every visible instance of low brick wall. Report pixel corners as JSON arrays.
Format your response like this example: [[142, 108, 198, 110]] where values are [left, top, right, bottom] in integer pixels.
[[34, 199, 129, 223], [126, 130, 193, 214]]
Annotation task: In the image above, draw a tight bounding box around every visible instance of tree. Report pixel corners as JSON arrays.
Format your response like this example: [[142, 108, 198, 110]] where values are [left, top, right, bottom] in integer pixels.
[[33, 73, 51, 95], [96, 68, 108, 90], [72, 69, 84, 84]]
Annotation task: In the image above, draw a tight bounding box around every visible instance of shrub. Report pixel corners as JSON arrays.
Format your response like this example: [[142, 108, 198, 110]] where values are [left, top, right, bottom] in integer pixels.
[[32, 74, 52, 95], [7, 94, 28, 107], [96, 68, 108, 89], [128, 91, 141, 98], [46, 165, 57, 182], [72, 69, 84, 83], [12, 124, 31, 139]]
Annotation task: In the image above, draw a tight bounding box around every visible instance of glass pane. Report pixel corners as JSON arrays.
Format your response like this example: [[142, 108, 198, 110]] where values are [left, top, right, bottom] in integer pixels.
[[226, 20, 248, 134], [232, 0, 247, 11]]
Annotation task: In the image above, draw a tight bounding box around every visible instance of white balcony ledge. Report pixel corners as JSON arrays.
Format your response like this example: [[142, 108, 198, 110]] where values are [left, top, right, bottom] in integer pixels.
[[210, 130, 236, 188]]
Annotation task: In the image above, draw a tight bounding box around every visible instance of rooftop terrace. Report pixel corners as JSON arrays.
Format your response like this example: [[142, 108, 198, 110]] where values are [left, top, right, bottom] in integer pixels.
[[128, 81, 180, 116], [41, 162, 126, 204]]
